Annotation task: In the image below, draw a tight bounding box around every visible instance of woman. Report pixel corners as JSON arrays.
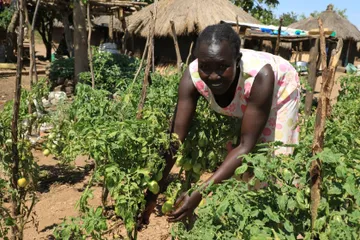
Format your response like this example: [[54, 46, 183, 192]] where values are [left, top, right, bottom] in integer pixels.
[[140, 23, 300, 224]]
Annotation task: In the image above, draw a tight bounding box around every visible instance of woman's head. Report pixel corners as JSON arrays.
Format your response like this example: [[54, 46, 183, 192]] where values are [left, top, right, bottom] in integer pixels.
[[195, 23, 241, 95]]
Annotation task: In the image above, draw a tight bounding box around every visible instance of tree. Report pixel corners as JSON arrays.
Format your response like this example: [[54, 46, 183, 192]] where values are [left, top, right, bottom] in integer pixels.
[[32, 8, 57, 60], [300, 8, 348, 20], [270, 11, 299, 27], [73, 0, 88, 83], [230, 0, 280, 24]]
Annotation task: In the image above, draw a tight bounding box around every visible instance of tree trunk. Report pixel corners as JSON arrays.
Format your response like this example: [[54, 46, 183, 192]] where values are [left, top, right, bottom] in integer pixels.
[[73, 0, 89, 83], [6, 9, 19, 63], [62, 13, 73, 58]]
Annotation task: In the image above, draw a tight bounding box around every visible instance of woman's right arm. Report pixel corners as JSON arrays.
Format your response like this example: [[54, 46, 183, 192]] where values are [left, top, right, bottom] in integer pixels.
[[140, 67, 200, 225], [162, 67, 200, 181]]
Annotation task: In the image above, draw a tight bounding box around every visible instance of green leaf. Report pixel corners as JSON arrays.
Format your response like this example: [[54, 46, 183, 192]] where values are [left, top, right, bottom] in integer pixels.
[[235, 164, 248, 176], [264, 206, 280, 223], [284, 220, 293, 233], [344, 176, 356, 195], [277, 195, 288, 211], [254, 167, 265, 181]]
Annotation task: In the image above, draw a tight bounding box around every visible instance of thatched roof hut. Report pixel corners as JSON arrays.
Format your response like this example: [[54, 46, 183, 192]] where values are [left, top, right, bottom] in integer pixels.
[[289, 5, 360, 41], [127, 0, 259, 37], [126, 0, 259, 63], [289, 4, 360, 66]]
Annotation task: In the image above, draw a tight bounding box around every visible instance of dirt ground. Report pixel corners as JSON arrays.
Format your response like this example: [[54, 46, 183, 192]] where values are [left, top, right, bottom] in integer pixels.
[[1, 44, 359, 239]]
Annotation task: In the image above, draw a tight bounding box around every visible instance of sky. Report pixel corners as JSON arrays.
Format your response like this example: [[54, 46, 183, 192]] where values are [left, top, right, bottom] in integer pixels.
[[273, 0, 360, 30]]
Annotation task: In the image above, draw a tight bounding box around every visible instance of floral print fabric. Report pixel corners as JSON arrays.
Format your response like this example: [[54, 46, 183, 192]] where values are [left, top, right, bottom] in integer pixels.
[[189, 49, 300, 155]]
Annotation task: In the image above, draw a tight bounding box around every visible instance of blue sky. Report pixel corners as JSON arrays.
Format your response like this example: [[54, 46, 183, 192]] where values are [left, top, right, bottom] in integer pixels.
[[273, 0, 360, 29]]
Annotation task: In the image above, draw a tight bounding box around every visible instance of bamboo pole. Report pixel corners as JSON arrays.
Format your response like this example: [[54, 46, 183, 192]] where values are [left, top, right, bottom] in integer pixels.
[[274, 18, 283, 55], [305, 38, 319, 116], [170, 20, 182, 73], [11, 0, 25, 238], [310, 18, 343, 236], [87, 3, 95, 89]]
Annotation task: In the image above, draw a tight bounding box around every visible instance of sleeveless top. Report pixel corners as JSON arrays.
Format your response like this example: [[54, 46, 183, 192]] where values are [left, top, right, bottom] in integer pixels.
[[189, 49, 301, 155]]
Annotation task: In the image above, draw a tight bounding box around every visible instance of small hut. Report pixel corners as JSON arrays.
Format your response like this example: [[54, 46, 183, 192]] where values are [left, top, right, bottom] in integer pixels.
[[127, 0, 260, 63], [289, 4, 360, 66]]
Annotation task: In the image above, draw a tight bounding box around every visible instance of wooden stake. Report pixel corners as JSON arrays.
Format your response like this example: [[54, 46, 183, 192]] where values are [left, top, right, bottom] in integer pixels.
[[11, 0, 25, 238], [136, 0, 157, 119], [305, 38, 319, 116], [170, 20, 182, 73], [109, 14, 114, 42], [274, 18, 283, 55], [236, 15, 240, 35], [299, 41, 303, 61], [310, 18, 343, 236], [151, 1, 157, 72], [186, 41, 194, 66], [87, 3, 95, 89], [132, 35, 150, 84]]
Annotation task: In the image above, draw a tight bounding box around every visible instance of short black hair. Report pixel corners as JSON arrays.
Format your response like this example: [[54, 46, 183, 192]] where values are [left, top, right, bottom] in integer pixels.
[[195, 23, 241, 59]]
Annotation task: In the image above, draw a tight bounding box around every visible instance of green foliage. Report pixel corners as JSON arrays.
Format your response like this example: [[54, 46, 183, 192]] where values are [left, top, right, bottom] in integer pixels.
[[230, 0, 279, 24], [0, 79, 49, 238], [171, 74, 360, 239], [0, 6, 14, 30], [79, 49, 140, 93], [53, 207, 108, 240], [49, 57, 75, 84]]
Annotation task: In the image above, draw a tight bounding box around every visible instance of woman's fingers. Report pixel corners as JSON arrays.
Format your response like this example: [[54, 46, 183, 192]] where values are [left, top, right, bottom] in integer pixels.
[[173, 193, 185, 208], [168, 209, 188, 222]]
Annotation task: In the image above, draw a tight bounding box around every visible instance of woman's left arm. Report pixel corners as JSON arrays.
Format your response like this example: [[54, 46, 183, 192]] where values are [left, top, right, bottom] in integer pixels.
[[168, 64, 275, 222]]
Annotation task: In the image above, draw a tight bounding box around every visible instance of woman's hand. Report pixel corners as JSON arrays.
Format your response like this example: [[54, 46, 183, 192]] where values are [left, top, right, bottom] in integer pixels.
[[167, 191, 202, 222]]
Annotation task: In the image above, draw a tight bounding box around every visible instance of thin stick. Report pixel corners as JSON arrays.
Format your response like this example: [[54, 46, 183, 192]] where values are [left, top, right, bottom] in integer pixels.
[[185, 41, 194, 66], [132, 35, 150, 85], [235, 15, 240, 34], [170, 20, 182, 73], [151, 0, 158, 72], [274, 18, 283, 55], [11, 0, 25, 238], [136, 1, 157, 119], [87, 3, 95, 88]]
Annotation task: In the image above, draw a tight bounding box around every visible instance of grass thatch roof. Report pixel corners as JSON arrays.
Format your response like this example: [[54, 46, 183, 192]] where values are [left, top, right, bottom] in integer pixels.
[[289, 4, 360, 41], [127, 0, 260, 37]]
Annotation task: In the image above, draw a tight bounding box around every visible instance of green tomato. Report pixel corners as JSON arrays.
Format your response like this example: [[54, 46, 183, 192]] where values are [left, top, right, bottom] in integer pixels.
[[5, 139, 12, 146], [48, 133, 55, 140], [43, 149, 50, 156], [114, 206, 121, 216], [175, 156, 183, 167], [154, 171, 163, 181], [333, 215, 342, 223], [148, 180, 160, 194], [182, 162, 192, 171], [192, 163, 202, 174], [161, 200, 173, 214], [208, 151, 216, 162], [51, 144, 57, 150]]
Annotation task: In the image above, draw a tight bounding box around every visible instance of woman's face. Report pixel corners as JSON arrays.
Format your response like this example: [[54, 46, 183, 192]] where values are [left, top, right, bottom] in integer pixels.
[[197, 41, 239, 95]]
